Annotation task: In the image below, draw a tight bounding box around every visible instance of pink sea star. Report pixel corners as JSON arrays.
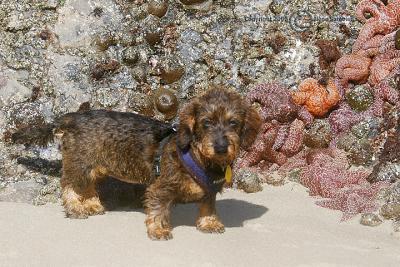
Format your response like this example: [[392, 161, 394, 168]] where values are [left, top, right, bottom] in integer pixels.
[[316, 184, 386, 221], [298, 149, 389, 220], [335, 54, 371, 89], [247, 83, 313, 124], [353, 0, 400, 53], [335, 0, 399, 92], [369, 49, 400, 86], [328, 102, 365, 137], [235, 83, 313, 171], [235, 122, 287, 169], [280, 119, 305, 156]]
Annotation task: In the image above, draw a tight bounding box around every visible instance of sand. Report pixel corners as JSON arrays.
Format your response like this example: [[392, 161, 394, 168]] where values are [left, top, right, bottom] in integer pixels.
[[1, 183, 399, 267]]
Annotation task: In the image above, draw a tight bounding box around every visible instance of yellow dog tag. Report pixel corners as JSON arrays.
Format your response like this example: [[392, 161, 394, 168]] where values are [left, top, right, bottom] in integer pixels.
[[225, 165, 232, 183]]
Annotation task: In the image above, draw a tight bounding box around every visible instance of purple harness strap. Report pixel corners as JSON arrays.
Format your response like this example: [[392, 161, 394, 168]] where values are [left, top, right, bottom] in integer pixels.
[[177, 148, 225, 194]]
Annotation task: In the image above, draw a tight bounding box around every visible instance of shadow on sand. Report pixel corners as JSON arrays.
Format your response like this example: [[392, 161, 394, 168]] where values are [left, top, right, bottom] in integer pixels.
[[90, 177, 269, 228], [171, 199, 268, 228], [106, 197, 268, 229]]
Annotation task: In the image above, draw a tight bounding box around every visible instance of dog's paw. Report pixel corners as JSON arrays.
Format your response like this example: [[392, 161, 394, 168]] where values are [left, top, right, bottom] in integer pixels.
[[64, 204, 89, 219], [196, 216, 225, 234], [147, 227, 173, 241], [84, 198, 105, 216], [66, 212, 89, 219], [87, 205, 105, 216]]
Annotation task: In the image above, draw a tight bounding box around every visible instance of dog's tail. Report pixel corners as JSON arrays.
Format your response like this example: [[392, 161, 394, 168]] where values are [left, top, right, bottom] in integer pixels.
[[11, 123, 57, 147]]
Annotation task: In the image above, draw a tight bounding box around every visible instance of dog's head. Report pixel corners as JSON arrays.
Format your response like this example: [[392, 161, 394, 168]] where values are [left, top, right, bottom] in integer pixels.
[[177, 86, 262, 167]]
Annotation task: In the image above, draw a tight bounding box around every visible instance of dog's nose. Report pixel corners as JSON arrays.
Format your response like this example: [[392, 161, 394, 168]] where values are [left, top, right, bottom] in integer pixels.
[[214, 137, 228, 154]]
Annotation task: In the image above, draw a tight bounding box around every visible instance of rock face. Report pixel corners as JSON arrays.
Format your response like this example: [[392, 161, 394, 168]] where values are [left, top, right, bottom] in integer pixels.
[[0, 179, 42, 203], [0, 0, 367, 204]]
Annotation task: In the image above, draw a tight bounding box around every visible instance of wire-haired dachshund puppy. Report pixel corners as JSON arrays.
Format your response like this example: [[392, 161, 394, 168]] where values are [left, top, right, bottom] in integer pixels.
[[12, 86, 262, 240]]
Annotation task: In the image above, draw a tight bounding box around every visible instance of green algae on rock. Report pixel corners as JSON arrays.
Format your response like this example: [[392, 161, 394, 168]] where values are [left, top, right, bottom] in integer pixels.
[[122, 47, 139, 65], [380, 203, 400, 220], [346, 85, 374, 112], [350, 117, 381, 139], [269, 0, 285, 15], [234, 169, 263, 193], [304, 119, 332, 148], [336, 132, 374, 166], [395, 29, 400, 50], [360, 213, 383, 227]]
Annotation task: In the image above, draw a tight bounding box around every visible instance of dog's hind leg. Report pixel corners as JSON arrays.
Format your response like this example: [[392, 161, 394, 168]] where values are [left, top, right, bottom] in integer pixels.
[[61, 166, 105, 219], [82, 187, 105, 217], [61, 183, 89, 219]]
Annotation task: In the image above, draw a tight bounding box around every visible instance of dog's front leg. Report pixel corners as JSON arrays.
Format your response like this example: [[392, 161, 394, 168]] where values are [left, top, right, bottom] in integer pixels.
[[144, 179, 175, 240], [196, 194, 225, 233]]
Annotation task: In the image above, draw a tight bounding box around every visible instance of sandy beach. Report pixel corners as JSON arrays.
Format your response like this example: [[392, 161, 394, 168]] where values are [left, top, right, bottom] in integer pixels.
[[1, 183, 399, 267]]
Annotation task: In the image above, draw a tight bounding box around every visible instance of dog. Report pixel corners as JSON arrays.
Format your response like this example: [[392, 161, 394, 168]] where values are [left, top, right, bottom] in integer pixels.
[[12, 86, 262, 240]]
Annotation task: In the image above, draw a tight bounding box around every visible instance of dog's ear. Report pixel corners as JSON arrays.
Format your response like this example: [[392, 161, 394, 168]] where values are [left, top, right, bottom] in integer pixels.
[[177, 99, 199, 150], [240, 104, 262, 150]]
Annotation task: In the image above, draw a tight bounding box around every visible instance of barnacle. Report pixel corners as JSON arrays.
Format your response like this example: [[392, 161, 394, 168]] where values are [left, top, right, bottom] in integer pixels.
[[153, 87, 179, 120], [147, 0, 168, 18]]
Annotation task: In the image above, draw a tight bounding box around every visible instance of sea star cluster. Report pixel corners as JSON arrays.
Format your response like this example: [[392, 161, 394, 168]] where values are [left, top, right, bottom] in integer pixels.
[[233, 1, 400, 225], [235, 83, 313, 171], [246, 82, 313, 124], [298, 149, 388, 220], [291, 78, 340, 117], [335, 44, 399, 96], [331, 0, 400, 139], [329, 70, 399, 138], [353, 0, 400, 53], [335, 0, 400, 88]]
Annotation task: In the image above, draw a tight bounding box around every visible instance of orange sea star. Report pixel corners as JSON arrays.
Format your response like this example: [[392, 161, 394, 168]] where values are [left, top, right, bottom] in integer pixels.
[[291, 78, 340, 117]]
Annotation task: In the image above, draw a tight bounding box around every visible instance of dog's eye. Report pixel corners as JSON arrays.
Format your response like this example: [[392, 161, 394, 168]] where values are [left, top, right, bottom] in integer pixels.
[[202, 119, 212, 129], [229, 119, 239, 127]]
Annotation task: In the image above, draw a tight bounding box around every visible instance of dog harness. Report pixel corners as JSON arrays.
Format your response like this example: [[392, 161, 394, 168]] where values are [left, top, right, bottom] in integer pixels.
[[153, 124, 231, 195], [153, 135, 173, 177], [177, 148, 230, 195], [153, 124, 177, 177]]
